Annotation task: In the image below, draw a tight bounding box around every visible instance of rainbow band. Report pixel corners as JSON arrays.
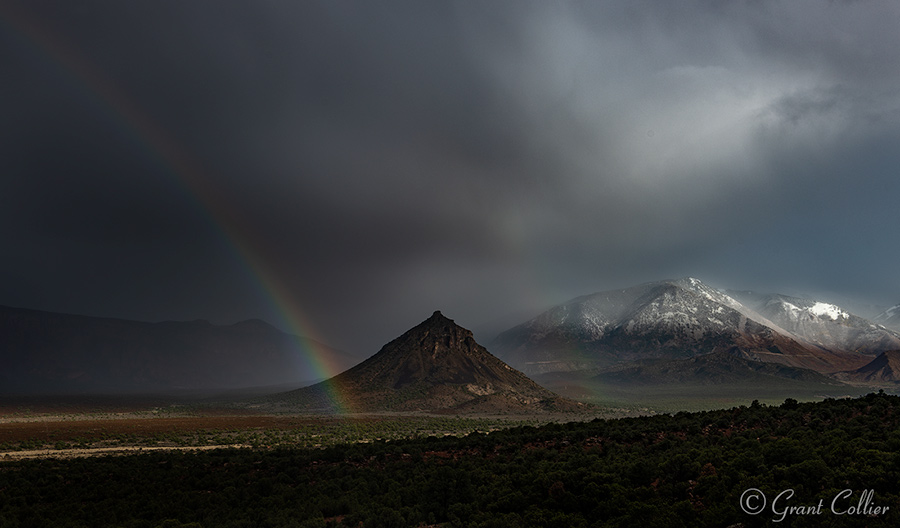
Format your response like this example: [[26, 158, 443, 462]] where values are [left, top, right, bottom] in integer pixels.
[[1, 4, 351, 413]]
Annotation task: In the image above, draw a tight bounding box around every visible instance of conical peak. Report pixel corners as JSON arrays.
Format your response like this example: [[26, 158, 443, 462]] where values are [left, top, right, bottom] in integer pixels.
[[361, 312, 471, 356], [410, 310, 472, 335], [418, 310, 462, 331], [286, 309, 568, 414], [428, 310, 451, 322]]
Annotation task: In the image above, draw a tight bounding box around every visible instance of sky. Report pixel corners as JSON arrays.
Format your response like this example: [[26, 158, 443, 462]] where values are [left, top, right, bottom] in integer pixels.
[[2, 0, 899, 359]]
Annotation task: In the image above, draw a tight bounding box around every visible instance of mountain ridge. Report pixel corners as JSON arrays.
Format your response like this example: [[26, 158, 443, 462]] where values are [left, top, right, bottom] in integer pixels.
[[0, 304, 354, 394], [491, 278, 888, 376], [874, 304, 900, 332], [835, 350, 900, 384], [726, 292, 900, 355]]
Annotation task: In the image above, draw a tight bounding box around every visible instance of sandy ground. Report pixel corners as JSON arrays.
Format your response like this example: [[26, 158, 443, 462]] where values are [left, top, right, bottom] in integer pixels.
[[0, 415, 334, 443], [0, 443, 253, 461], [0, 395, 611, 462], [0, 413, 349, 461]]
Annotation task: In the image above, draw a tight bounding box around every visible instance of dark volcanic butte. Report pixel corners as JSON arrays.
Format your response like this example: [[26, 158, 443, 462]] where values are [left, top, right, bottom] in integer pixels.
[[275, 311, 581, 414]]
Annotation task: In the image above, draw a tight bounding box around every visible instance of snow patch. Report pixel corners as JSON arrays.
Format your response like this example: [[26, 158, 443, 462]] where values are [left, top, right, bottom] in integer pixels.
[[780, 301, 801, 314], [808, 302, 849, 320]]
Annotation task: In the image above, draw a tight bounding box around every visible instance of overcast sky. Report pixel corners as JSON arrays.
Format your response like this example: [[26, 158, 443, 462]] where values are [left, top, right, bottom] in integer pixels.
[[2, 0, 899, 357]]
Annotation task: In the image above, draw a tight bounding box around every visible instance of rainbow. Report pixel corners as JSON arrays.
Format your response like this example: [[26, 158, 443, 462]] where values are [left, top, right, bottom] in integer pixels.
[[1, 5, 352, 413]]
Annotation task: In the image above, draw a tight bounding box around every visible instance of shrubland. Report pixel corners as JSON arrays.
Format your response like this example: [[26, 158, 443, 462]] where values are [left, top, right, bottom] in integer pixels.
[[1, 393, 899, 527]]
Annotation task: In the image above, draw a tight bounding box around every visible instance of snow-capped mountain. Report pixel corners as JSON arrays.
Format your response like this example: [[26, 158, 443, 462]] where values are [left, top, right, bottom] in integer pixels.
[[728, 293, 900, 356], [874, 304, 900, 332], [491, 278, 881, 376]]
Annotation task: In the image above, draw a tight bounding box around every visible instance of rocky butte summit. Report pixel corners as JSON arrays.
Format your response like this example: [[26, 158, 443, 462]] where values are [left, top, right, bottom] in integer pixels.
[[271, 311, 584, 414]]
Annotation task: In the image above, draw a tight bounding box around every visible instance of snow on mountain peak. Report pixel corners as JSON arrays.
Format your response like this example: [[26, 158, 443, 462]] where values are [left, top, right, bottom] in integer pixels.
[[674, 277, 743, 310], [808, 302, 849, 320], [773, 300, 802, 314]]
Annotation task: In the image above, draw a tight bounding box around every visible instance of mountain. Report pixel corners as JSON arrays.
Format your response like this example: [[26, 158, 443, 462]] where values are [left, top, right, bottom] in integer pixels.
[[726, 293, 900, 355], [874, 304, 900, 332], [491, 278, 873, 376], [271, 311, 582, 414], [835, 350, 900, 385], [0, 305, 355, 394], [592, 350, 844, 387]]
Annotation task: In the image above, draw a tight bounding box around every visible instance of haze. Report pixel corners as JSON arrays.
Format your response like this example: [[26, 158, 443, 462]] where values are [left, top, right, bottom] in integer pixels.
[[2, 1, 899, 358]]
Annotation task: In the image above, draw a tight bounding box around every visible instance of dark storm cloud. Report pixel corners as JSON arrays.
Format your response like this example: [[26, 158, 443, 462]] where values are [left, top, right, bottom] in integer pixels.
[[2, 0, 899, 355]]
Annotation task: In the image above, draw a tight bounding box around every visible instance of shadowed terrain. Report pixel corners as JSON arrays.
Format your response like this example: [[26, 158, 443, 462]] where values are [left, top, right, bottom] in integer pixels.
[[0, 305, 354, 393]]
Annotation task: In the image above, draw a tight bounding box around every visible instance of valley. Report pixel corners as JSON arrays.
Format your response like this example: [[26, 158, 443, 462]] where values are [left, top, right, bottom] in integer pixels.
[[538, 375, 874, 413], [0, 397, 620, 462], [3, 285, 900, 526]]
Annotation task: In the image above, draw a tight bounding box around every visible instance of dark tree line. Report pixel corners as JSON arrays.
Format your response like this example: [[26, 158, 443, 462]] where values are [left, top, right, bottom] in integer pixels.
[[1, 392, 899, 527]]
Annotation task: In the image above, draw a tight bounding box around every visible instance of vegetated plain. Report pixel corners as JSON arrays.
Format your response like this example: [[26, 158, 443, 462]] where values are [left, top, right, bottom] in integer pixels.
[[584, 382, 872, 413], [1, 392, 899, 527], [0, 393, 616, 459], [0, 373, 887, 456], [535, 373, 876, 413]]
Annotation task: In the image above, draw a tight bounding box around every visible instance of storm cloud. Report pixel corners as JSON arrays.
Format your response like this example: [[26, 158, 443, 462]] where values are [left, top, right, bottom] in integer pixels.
[[2, 0, 899, 356]]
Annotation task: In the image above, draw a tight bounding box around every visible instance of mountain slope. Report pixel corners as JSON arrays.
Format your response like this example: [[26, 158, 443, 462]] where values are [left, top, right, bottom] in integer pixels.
[[874, 304, 900, 332], [727, 293, 900, 355], [272, 311, 581, 413], [0, 305, 354, 393], [835, 350, 900, 384], [491, 278, 871, 375], [592, 350, 845, 386]]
